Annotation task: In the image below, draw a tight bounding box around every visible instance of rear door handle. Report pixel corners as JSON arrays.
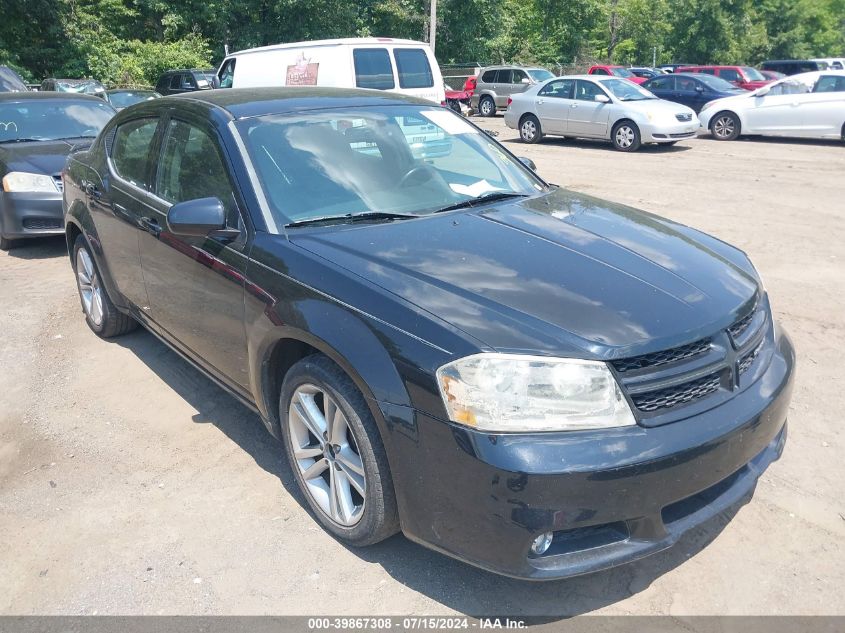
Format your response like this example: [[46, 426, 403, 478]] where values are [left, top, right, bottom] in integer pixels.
[[139, 216, 162, 236]]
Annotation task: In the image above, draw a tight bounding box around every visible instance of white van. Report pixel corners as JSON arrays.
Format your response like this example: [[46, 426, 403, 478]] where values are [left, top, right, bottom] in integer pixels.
[[215, 37, 446, 105]]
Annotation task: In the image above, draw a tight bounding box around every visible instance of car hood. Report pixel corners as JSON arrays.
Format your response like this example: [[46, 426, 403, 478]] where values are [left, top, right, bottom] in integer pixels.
[[623, 98, 694, 116], [0, 139, 93, 175], [292, 188, 760, 358]]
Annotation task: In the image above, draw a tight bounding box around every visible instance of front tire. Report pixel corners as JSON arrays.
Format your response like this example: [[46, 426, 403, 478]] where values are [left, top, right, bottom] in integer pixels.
[[710, 111, 741, 141], [479, 96, 496, 117], [280, 354, 399, 546], [612, 121, 642, 152], [72, 235, 137, 338], [519, 114, 543, 144], [0, 235, 15, 251]]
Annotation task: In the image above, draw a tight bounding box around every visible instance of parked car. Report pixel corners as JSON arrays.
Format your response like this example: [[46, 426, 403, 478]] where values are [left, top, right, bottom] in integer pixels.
[[505, 75, 697, 151], [39, 78, 107, 98], [759, 70, 786, 81], [216, 38, 445, 105], [699, 71, 845, 142], [155, 69, 216, 96], [760, 60, 828, 75], [63, 87, 793, 580], [587, 65, 648, 84], [0, 92, 114, 249], [0, 66, 28, 92], [104, 89, 161, 111], [676, 65, 770, 91], [629, 67, 665, 79], [658, 63, 693, 74], [642, 72, 744, 113], [471, 65, 554, 116]]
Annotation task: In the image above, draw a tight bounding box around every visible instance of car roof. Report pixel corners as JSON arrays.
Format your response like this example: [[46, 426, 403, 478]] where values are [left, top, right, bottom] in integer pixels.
[[0, 91, 107, 102], [159, 86, 435, 120], [232, 37, 428, 56]]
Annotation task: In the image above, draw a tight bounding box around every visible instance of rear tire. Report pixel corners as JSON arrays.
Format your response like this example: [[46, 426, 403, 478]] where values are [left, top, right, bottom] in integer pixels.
[[710, 111, 741, 141], [280, 354, 399, 547], [479, 96, 496, 117], [72, 234, 137, 338], [519, 114, 543, 144], [612, 121, 642, 152]]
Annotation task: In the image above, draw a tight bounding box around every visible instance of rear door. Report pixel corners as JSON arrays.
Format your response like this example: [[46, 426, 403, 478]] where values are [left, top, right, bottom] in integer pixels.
[[568, 79, 611, 137], [493, 69, 512, 107], [392, 47, 442, 103], [675, 76, 705, 111], [535, 78, 576, 133], [138, 115, 252, 389]]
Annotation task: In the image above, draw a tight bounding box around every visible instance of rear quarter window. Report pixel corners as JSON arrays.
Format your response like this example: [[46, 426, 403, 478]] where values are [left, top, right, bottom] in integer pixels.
[[393, 49, 433, 89], [353, 48, 395, 90]]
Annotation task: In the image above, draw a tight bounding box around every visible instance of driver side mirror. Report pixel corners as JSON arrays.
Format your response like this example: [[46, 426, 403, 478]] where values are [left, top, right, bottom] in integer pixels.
[[594, 94, 611, 104], [518, 157, 537, 171], [211, 75, 221, 89], [167, 197, 237, 240]]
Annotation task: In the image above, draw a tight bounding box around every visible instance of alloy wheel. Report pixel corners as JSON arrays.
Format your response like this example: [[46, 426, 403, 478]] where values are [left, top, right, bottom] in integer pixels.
[[76, 248, 104, 327], [521, 119, 537, 142], [713, 115, 736, 139], [288, 384, 366, 526], [480, 98, 494, 116], [615, 125, 635, 149]]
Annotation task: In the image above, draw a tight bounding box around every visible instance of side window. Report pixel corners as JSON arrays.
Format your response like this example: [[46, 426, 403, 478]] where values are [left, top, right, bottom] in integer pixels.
[[648, 76, 674, 90], [155, 120, 238, 225], [353, 48, 395, 90], [495, 69, 512, 83], [677, 77, 697, 91], [538, 79, 574, 98], [699, 68, 716, 75], [720, 69, 741, 82], [169, 74, 183, 89], [183, 74, 197, 89], [575, 80, 605, 101], [511, 69, 528, 84], [111, 118, 159, 189], [218, 59, 236, 89], [593, 68, 610, 76], [481, 70, 497, 83], [393, 48, 433, 89]]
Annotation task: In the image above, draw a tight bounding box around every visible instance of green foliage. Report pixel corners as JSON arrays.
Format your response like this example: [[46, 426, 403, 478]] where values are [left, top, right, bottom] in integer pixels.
[[1, 0, 843, 84]]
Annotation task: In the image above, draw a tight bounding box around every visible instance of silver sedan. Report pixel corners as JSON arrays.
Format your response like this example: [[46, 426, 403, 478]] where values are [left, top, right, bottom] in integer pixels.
[[504, 75, 698, 151]]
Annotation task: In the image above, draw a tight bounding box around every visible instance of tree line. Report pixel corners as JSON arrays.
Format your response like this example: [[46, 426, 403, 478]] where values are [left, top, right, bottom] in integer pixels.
[[1, 0, 844, 86]]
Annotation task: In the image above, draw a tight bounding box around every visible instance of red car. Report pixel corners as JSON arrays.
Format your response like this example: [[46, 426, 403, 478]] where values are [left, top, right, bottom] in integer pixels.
[[676, 65, 771, 91], [587, 65, 648, 84]]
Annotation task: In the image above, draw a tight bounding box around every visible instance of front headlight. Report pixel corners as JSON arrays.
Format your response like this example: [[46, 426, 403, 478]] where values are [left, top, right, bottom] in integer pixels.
[[2, 171, 59, 193], [436, 353, 636, 432]]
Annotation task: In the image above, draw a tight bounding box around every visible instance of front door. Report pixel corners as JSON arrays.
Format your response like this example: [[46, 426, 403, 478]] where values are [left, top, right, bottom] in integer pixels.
[[568, 80, 611, 137], [138, 116, 252, 390], [535, 78, 576, 134]]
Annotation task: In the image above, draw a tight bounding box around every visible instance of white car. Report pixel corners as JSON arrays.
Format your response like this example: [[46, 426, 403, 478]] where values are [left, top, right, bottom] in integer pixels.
[[699, 71, 845, 142], [504, 75, 698, 152]]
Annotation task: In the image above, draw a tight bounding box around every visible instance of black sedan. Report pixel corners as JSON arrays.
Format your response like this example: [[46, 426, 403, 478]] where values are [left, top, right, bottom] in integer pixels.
[[0, 92, 114, 249], [643, 72, 745, 112], [63, 88, 794, 580]]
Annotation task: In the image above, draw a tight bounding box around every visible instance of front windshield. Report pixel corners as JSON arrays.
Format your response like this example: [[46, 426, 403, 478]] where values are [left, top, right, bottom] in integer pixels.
[[528, 69, 554, 82], [0, 99, 114, 142], [237, 105, 543, 226], [600, 78, 655, 100], [108, 91, 157, 108], [56, 81, 104, 94], [611, 67, 635, 78], [693, 74, 742, 91], [742, 67, 766, 82], [0, 68, 27, 92]]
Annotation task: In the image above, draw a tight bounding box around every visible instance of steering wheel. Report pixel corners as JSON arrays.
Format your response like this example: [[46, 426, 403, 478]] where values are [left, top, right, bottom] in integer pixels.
[[398, 163, 440, 188]]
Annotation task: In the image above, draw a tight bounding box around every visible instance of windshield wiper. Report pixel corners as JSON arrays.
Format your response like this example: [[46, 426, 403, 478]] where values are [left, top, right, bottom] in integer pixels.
[[285, 210, 419, 228], [433, 191, 529, 214]]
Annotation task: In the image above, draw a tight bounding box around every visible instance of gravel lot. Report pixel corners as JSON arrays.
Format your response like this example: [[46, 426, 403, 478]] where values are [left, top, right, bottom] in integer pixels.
[[1, 118, 843, 617]]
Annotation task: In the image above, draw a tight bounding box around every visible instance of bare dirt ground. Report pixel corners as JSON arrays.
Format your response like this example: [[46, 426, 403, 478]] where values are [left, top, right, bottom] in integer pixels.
[[1, 119, 843, 617]]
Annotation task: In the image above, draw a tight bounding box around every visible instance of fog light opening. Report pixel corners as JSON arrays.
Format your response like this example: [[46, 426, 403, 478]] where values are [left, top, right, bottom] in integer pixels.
[[530, 532, 554, 556]]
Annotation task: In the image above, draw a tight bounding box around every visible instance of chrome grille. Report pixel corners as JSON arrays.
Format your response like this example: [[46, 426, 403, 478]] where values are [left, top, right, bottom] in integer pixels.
[[631, 372, 722, 413], [728, 311, 754, 342], [675, 113, 693, 122], [739, 340, 764, 374], [612, 338, 711, 373]]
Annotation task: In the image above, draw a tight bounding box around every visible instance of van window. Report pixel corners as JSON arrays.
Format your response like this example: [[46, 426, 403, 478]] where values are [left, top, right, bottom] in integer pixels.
[[353, 49, 395, 90], [393, 48, 433, 89], [218, 59, 236, 89]]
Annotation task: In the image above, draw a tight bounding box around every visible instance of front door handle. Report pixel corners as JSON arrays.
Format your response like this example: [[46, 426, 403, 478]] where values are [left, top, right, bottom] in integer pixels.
[[139, 216, 162, 236], [570, 104, 579, 108]]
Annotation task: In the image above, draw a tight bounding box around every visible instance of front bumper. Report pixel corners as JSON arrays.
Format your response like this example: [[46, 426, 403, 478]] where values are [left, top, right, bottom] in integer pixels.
[[0, 191, 64, 239], [383, 329, 794, 580], [640, 119, 700, 143]]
